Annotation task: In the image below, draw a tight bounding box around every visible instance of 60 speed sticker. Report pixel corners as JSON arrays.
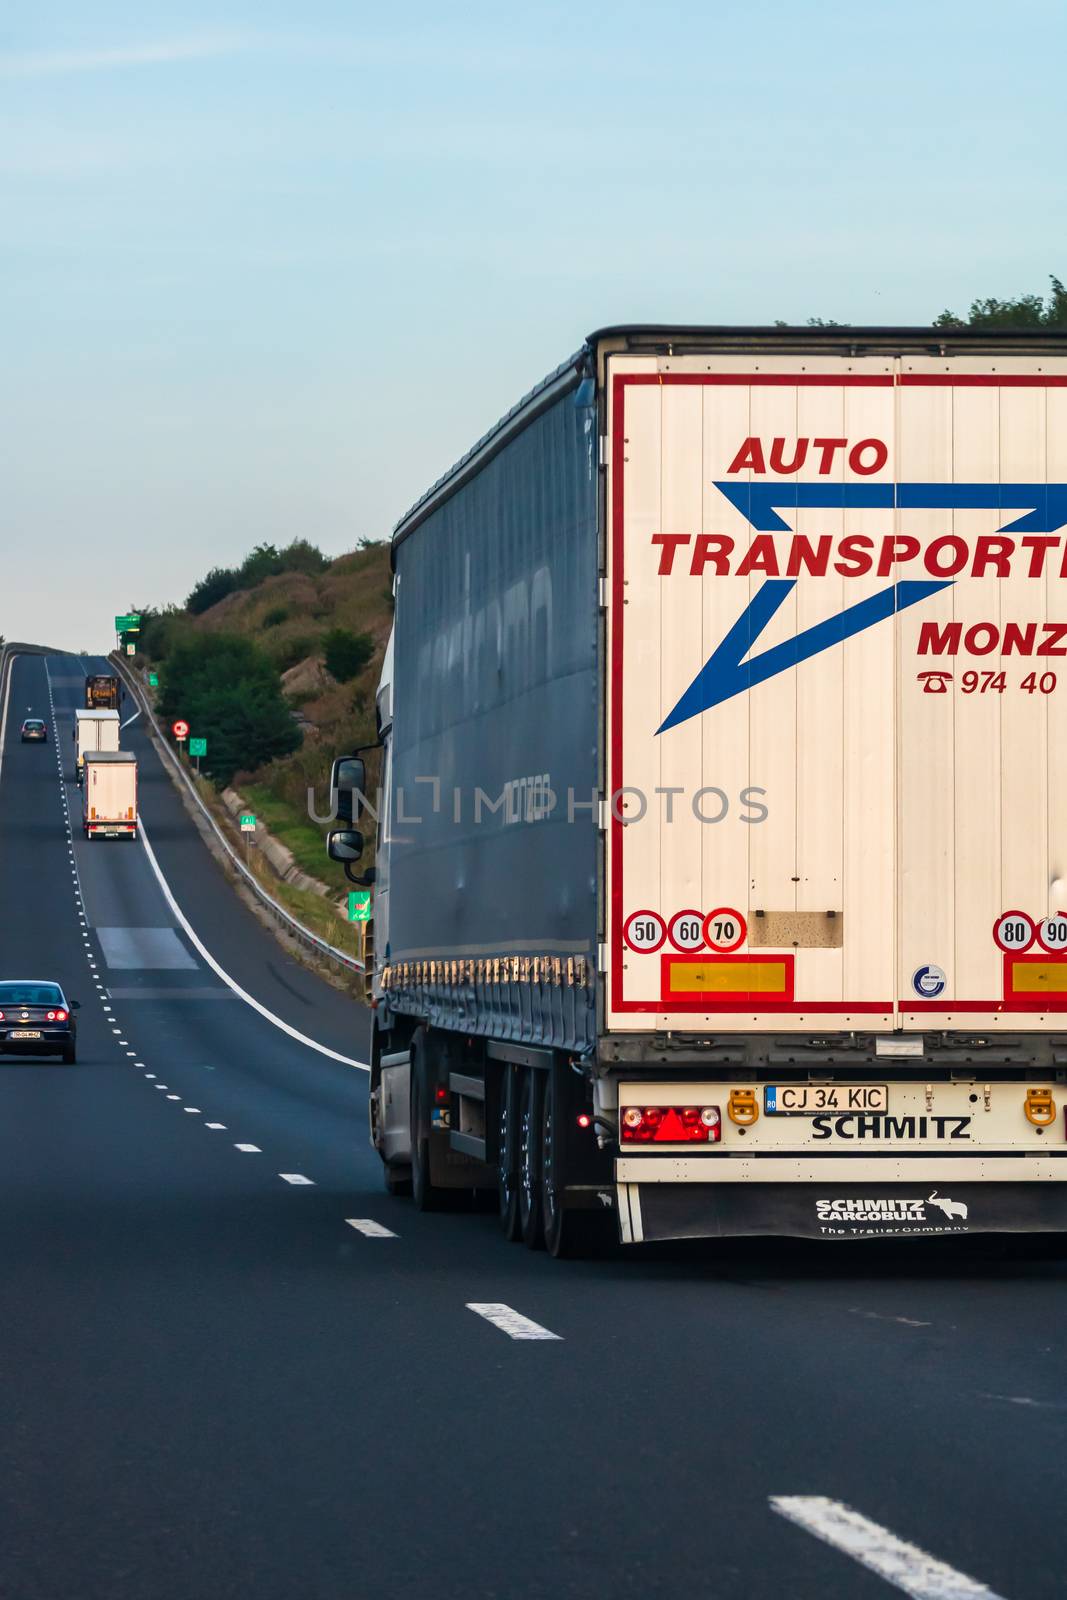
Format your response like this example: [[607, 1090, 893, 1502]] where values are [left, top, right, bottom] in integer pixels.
[[667, 910, 705, 952]]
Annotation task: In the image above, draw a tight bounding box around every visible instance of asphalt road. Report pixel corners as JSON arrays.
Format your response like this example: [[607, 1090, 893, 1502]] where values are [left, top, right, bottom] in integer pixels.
[[1, 649, 1065, 1600]]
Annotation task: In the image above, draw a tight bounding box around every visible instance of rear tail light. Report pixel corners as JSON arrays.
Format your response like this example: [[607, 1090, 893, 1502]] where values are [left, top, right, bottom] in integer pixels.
[[54, 1010, 67, 1023], [0, 1010, 5, 1020], [621, 1105, 721, 1144]]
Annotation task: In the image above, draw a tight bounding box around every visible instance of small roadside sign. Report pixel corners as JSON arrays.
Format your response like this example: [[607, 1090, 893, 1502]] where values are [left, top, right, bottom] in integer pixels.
[[125, 643, 136, 655], [172, 719, 189, 741], [347, 890, 372, 922], [189, 737, 207, 758], [148, 672, 159, 687], [240, 813, 257, 832]]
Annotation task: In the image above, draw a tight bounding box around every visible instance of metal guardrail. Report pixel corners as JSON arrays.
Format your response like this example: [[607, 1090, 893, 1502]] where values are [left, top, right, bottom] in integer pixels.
[[112, 655, 365, 976]]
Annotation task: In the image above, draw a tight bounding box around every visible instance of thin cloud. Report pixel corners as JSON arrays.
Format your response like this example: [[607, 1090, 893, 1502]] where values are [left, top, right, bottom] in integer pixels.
[[0, 35, 249, 78]]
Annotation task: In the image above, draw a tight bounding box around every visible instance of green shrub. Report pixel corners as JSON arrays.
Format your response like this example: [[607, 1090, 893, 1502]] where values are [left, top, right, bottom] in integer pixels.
[[323, 628, 375, 683], [264, 605, 290, 628], [158, 634, 300, 786], [269, 634, 316, 673], [186, 567, 239, 614]]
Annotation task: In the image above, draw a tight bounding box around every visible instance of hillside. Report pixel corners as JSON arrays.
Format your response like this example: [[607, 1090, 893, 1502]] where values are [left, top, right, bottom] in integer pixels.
[[133, 539, 392, 895]]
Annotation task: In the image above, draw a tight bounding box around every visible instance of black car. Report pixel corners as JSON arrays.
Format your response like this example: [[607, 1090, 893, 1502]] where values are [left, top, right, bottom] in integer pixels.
[[0, 982, 79, 1063], [20, 718, 47, 742]]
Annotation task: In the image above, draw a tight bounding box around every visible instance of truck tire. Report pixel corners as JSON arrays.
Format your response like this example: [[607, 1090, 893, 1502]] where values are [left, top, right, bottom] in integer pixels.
[[518, 1068, 545, 1250], [541, 1065, 611, 1258], [383, 1163, 413, 1197], [497, 1063, 522, 1241], [409, 1031, 445, 1212]]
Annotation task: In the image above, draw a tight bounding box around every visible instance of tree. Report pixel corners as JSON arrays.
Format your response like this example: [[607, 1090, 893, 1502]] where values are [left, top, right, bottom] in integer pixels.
[[934, 275, 1067, 329], [323, 628, 375, 682], [187, 566, 239, 614], [158, 633, 300, 785]]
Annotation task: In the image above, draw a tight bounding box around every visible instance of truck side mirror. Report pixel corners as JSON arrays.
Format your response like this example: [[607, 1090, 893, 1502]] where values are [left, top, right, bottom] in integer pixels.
[[327, 828, 365, 863], [330, 755, 366, 824]]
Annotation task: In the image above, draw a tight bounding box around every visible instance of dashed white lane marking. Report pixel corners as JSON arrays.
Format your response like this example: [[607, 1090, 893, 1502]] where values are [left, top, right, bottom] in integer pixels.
[[205, 1122, 226, 1129], [279, 1173, 315, 1185], [166, 1094, 180, 1100], [769, 1497, 1005, 1599], [137, 818, 369, 1071], [145, 1074, 156, 1079], [234, 1143, 261, 1153], [184, 1107, 201, 1114], [466, 1304, 562, 1341], [126, 1051, 136, 1057], [345, 1218, 397, 1238]]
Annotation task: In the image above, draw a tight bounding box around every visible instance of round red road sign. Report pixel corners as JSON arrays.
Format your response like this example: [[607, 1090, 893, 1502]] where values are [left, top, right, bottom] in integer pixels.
[[992, 909, 1036, 953], [702, 907, 747, 953], [667, 910, 705, 952], [1037, 913, 1067, 954], [172, 719, 189, 740], [622, 909, 667, 954]]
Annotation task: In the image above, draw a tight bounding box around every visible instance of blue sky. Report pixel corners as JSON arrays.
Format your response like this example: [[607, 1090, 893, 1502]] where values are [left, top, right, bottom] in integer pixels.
[[2, 0, 1064, 648]]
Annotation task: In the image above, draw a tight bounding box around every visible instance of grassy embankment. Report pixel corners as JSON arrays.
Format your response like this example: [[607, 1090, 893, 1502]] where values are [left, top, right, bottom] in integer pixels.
[[135, 542, 392, 948]]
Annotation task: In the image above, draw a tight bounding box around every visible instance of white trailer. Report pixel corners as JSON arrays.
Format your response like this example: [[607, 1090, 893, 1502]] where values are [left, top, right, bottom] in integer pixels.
[[339, 325, 1067, 1252], [83, 750, 137, 840], [74, 709, 120, 783]]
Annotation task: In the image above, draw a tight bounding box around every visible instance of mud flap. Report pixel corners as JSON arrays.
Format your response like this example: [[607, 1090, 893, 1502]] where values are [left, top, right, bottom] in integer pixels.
[[629, 1182, 1067, 1242]]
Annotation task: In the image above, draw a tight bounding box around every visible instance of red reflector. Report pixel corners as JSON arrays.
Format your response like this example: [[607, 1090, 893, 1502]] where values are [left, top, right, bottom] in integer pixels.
[[434, 1085, 449, 1103], [576, 1112, 592, 1129], [620, 1105, 722, 1144]]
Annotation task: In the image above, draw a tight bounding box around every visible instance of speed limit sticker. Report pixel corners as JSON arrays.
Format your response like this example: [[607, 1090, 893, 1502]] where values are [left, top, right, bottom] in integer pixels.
[[667, 910, 705, 952], [623, 910, 666, 954], [702, 907, 747, 953], [1037, 913, 1067, 953], [993, 910, 1036, 953]]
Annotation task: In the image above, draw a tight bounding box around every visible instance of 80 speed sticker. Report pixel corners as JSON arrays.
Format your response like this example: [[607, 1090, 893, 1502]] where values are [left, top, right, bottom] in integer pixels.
[[993, 910, 1036, 953]]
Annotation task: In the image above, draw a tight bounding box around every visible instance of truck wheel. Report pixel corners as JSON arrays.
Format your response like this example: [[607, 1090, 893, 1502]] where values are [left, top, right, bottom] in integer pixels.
[[498, 1063, 522, 1241], [383, 1163, 413, 1197], [518, 1068, 545, 1250], [410, 1032, 445, 1212]]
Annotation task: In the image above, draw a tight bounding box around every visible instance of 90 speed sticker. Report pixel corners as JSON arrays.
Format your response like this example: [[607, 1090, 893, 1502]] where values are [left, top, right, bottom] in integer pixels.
[[1038, 913, 1067, 953]]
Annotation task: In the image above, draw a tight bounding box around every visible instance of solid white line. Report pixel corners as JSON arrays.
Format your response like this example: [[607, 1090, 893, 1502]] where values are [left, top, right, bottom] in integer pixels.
[[769, 1498, 1005, 1599], [234, 1143, 261, 1152], [120, 707, 141, 731], [345, 1218, 397, 1238], [466, 1304, 562, 1341], [136, 817, 369, 1071], [279, 1173, 315, 1184]]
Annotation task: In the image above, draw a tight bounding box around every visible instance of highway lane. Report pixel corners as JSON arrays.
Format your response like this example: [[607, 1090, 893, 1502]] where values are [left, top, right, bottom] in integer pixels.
[[1, 648, 1066, 1599]]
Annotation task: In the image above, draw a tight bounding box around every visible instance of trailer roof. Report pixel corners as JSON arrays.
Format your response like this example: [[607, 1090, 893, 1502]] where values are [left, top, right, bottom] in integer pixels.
[[392, 323, 1067, 551], [84, 749, 135, 762]]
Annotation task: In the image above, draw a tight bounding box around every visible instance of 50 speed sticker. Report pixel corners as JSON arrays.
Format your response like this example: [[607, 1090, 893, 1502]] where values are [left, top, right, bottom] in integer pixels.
[[623, 910, 666, 954]]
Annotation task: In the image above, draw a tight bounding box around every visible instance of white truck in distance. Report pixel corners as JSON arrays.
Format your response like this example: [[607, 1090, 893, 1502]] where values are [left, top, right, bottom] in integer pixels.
[[74, 709, 120, 783], [83, 750, 137, 840]]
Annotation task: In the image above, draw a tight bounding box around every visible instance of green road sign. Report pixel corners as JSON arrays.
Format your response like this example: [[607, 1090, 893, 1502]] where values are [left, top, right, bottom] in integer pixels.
[[347, 890, 372, 922], [189, 737, 207, 757], [239, 813, 256, 832], [148, 672, 159, 687], [115, 613, 140, 632]]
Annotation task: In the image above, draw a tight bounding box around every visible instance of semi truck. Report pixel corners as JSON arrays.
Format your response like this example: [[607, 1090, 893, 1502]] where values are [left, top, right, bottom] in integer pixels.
[[74, 709, 120, 783], [329, 324, 1067, 1255], [83, 750, 137, 839], [85, 673, 121, 710]]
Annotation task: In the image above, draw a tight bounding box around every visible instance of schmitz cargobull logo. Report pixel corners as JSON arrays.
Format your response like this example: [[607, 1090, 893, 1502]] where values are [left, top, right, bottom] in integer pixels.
[[815, 1193, 970, 1236]]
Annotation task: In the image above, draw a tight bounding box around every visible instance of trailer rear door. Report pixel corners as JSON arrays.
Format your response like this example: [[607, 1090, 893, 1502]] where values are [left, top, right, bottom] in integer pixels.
[[604, 350, 1067, 1033]]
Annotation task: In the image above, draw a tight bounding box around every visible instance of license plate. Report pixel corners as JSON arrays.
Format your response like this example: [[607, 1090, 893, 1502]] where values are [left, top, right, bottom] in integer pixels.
[[765, 1084, 888, 1114], [10, 1029, 42, 1040]]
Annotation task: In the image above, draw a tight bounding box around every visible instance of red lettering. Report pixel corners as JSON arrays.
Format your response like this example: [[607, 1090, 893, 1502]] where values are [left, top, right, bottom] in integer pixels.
[[1021, 536, 1058, 578], [963, 623, 999, 656], [726, 437, 765, 474], [833, 536, 873, 576], [652, 533, 692, 575], [813, 438, 847, 474], [785, 536, 832, 578], [736, 536, 781, 577], [917, 621, 962, 655], [689, 535, 734, 576], [769, 437, 809, 474], [972, 537, 1015, 578], [924, 536, 969, 576], [1039, 623, 1067, 657], [848, 438, 888, 475], [1003, 622, 1037, 655], [876, 536, 921, 577]]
